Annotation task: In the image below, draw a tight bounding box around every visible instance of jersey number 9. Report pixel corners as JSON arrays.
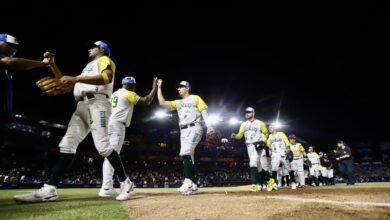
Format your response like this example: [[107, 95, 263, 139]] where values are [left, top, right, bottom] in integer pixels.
[[111, 96, 118, 108]]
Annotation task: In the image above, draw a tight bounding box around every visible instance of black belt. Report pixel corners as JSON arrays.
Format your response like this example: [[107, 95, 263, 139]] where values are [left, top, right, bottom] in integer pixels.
[[180, 123, 196, 130], [79, 94, 109, 101]]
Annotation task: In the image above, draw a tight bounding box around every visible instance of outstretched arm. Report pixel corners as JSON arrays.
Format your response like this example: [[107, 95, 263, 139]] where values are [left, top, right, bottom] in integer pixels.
[[231, 123, 244, 140], [137, 77, 158, 106], [201, 109, 215, 133], [0, 56, 49, 70], [60, 67, 113, 86], [157, 79, 173, 109], [43, 52, 63, 78]]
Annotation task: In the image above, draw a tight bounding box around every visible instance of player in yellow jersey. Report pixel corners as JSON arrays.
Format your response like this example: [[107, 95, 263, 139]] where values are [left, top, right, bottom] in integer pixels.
[[288, 134, 306, 189], [14, 41, 133, 202], [99, 76, 157, 197], [157, 79, 214, 195], [231, 107, 269, 192], [266, 124, 290, 191]]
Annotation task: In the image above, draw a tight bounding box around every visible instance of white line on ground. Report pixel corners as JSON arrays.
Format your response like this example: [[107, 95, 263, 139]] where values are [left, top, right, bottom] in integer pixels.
[[261, 196, 390, 208]]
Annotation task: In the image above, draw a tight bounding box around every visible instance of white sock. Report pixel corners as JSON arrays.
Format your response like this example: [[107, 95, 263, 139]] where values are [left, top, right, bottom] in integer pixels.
[[102, 158, 115, 189]]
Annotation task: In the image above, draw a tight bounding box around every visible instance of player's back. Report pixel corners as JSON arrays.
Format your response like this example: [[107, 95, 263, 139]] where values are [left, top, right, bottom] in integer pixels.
[[110, 88, 139, 127]]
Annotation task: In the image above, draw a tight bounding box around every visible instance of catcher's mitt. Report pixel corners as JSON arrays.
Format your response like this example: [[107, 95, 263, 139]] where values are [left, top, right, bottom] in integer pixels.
[[286, 150, 294, 162], [254, 141, 266, 151], [36, 76, 73, 96], [205, 127, 221, 148]]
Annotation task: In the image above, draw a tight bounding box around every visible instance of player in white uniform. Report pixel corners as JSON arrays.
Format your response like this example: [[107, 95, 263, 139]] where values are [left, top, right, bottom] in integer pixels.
[[307, 146, 321, 186], [99, 76, 157, 197], [288, 134, 306, 189], [266, 124, 290, 191], [231, 107, 269, 192], [14, 41, 133, 202], [157, 79, 214, 195]]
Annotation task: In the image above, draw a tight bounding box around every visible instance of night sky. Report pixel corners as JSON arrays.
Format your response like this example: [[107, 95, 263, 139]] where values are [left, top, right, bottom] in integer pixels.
[[3, 1, 389, 148]]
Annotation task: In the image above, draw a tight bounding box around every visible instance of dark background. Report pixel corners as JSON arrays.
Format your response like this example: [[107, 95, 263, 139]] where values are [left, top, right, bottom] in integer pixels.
[[2, 1, 389, 150]]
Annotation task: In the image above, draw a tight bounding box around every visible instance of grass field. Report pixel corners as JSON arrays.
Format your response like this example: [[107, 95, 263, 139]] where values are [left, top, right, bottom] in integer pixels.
[[1, 183, 390, 220]]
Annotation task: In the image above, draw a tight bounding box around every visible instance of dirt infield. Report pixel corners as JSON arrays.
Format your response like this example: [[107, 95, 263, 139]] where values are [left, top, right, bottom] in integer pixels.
[[123, 186, 390, 220]]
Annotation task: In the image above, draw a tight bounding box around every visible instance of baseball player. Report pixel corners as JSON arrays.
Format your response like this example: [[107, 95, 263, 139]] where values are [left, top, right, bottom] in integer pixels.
[[278, 161, 290, 188], [307, 146, 321, 186], [326, 153, 335, 185], [231, 107, 269, 192], [266, 124, 290, 191], [0, 34, 52, 119], [318, 152, 329, 186], [288, 134, 306, 189], [14, 41, 133, 202], [99, 76, 157, 197], [320, 152, 333, 185], [157, 79, 214, 195]]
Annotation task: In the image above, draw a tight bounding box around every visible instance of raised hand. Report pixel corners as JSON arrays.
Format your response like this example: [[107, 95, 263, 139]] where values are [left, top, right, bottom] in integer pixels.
[[157, 79, 163, 88]]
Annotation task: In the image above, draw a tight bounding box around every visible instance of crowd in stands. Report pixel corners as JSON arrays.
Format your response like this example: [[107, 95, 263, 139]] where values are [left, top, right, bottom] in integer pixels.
[[1, 153, 389, 187]]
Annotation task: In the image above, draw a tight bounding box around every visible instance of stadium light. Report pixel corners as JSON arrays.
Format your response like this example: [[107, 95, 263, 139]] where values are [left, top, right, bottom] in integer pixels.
[[228, 117, 240, 125], [272, 121, 283, 129], [208, 114, 221, 125], [155, 110, 169, 119]]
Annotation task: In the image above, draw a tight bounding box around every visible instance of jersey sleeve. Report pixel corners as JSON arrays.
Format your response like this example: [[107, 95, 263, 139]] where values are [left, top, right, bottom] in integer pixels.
[[345, 146, 352, 155], [314, 152, 320, 159], [195, 95, 208, 112], [299, 144, 305, 152], [266, 138, 271, 147], [259, 121, 268, 135], [234, 123, 245, 139], [170, 100, 178, 111], [280, 132, 291, 146], [124, 90, 140, 105], [97, 56, 116, 73]]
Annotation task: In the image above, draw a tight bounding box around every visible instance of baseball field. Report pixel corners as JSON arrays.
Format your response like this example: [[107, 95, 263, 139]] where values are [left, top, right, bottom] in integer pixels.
[[1, 183, 390, 220]]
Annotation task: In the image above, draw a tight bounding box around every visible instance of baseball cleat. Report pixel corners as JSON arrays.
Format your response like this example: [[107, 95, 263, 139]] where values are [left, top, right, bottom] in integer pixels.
[[99, 188, 119, 198], [183, 183, 198, 195], [267, 178, 275, 192], [272, 183, 278, 191], [249, 184, 259, 192], [116, 178, 134, 201], [178, 178, 193, 193], [14, 184, 58, 203], [291, 182, 297, 190]]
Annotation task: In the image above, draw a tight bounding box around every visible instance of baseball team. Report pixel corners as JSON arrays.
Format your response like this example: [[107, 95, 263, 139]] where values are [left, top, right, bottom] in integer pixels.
[[1, 34, 350, 203]]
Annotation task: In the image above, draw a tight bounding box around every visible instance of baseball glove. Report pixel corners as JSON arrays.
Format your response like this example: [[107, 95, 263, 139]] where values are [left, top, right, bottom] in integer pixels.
[[205, 127, 221, 148], [306, 159, 312, 168], [36, 76, 73, 96], [286, 150, 294, 162], [254, 141, 266, 151]]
